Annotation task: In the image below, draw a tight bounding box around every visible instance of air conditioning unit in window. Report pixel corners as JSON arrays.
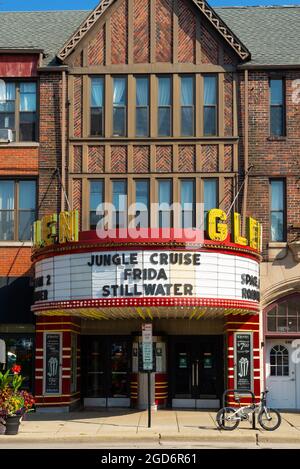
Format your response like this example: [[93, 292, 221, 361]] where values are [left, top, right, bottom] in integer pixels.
[[0, 128, 13, 143]]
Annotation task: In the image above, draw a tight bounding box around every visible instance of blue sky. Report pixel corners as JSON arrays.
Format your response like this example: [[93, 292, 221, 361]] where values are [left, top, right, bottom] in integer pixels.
[[0, 0, 299, 12]]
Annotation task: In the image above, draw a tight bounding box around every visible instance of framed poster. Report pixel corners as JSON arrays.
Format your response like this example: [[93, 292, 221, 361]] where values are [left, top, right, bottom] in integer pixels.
[[43, 332, 62, 395], [234, 332, 253, 392]]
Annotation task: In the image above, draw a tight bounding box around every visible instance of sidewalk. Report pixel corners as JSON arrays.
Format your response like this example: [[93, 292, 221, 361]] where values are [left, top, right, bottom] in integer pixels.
[[1, 410, 300, 445]]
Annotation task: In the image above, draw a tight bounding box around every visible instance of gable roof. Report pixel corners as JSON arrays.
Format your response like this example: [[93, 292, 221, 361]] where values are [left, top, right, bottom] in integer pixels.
[[56, 0, 250, 62], [0, 6, 300, 67]]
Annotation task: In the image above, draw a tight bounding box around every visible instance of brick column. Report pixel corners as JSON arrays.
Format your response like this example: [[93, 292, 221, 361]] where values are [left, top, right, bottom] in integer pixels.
[[224, 313, 260, 406], [34, 316, 81, 411]]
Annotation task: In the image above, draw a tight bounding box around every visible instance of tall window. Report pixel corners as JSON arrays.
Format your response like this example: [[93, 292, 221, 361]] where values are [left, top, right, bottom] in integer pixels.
[[90, 77, 104, 136], [270, 78, 285, 136], [270, 179, 285, 242], [136, 77, 149, 137], [0, 180, 36, 241], [204, 179, 218, 228], [112, 180, 127, 229], [204, 75, 217, 136], [270, 345, 289, 377], [135, 180, 149, 228], [180, 180, 195, 228], [89, 180, 104, 230], [158, 179, 172, 228], [113, 77, 127, 137], [158, 76, 172, 137], [181, 76, 194, 136], [0, 82, 37, 142]]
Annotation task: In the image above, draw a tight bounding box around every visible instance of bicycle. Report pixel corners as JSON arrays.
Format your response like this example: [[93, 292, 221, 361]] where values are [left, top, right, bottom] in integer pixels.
[[216, 390, 281, 431]]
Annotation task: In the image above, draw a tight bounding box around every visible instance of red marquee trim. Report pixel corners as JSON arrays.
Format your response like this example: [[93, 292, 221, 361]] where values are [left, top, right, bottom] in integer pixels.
[[31, 297, 259, 313]]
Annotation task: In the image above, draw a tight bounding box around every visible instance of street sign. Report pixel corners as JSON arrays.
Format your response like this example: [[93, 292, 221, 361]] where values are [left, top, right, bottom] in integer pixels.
[[142, 323, 153, 371]]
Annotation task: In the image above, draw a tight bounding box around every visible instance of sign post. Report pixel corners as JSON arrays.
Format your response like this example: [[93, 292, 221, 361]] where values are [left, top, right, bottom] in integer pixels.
[[142, 323, 153, 428]]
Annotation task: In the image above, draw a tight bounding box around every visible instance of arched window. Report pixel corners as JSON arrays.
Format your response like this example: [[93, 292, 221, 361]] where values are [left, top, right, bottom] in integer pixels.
[[267, 295, 300, 333], [270, 345, 289, 376]]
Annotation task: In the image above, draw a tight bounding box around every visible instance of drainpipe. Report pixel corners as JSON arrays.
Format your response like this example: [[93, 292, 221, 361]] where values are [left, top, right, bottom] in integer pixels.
[[242, 69, 249, 234], [61, 70, 66, 212]]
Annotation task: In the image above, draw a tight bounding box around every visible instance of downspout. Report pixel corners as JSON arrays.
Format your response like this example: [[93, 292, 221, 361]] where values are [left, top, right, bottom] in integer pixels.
[[242, 69, 249, 234], [61, 70, 67, 212]]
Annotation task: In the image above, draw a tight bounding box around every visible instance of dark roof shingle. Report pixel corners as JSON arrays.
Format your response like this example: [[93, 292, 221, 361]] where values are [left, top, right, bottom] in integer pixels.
[[0, 5, 300, 66]]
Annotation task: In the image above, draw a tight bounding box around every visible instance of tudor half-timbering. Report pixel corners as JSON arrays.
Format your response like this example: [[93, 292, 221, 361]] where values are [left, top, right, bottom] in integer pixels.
[[30, 0, 262, 411]]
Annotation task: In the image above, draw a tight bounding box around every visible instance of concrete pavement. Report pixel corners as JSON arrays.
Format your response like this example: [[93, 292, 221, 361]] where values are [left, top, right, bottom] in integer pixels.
[[0, 410, 300, 446]]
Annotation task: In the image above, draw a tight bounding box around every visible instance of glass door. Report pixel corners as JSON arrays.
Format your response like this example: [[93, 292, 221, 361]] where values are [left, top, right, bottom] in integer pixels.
[[85, 338, 107, 398], [110, 340, 130, 398]]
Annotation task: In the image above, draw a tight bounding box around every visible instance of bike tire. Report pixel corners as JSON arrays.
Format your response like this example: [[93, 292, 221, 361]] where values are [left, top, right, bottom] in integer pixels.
[[216, 407, 240, 431], [258, 408, 281, 431]]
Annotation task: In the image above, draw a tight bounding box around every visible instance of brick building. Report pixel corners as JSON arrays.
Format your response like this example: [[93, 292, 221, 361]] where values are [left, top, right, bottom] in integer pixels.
[[0, 2, 299, 410]]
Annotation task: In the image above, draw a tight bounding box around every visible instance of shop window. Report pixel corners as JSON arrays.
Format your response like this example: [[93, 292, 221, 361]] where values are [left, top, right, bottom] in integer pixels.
[[181, 76, 194, 137], [112, 180, 127, 229], [270, 179, 286, 242], [270, 78, 285, 136], [267, 297, 300, 333], [270, 345, 289, 376], [0, 81, 37, 142], [90, 77, 104, 136], [136, 77, 149, 137], [180, 179, 195, 228], [204, 178, 218, 229], [135, 180, 149, 228], [113, 77, 127, 137], [89, 180, 104, 230], [0, 180, 36, 241], [158, 179, 172, 228], [0, 335, 34, 391], [204, 75, 217, 136], [158, 76, 172, 137]]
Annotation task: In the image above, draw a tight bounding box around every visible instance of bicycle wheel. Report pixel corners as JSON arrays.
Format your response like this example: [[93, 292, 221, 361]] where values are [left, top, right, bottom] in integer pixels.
[[258, 408, 281, 431], [216, 407, 240, 431]]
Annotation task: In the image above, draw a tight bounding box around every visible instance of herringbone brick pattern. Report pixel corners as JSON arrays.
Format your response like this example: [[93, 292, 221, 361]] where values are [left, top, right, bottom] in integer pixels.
[[224, 145, 233, 172], [88, 146, 105, 173], [133, 146, 150, 173], [74, 76, 82, 137], [201, 25, 219, 64], [88, 25, 105, 65], [111, 0, 128, 64], [178, 0, 196, 64], [178, 145, 195, 172], [111, 146, 127, 173], [156, 0, 173, 62], [225, 74, 233, 136], [134, 0, 150, 63], [73, 146, 82, 173], [156, 146, 172, 172], [73, 179, 82, 229], [202, 145, 218, 172]]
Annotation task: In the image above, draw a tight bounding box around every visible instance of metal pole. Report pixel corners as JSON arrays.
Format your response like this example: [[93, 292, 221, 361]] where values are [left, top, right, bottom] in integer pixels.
[[148, 370, 151, 428]]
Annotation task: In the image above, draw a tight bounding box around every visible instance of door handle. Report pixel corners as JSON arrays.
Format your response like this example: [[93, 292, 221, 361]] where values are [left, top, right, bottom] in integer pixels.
[[192, 363, 195, 386], [196, 361, 199, 387]]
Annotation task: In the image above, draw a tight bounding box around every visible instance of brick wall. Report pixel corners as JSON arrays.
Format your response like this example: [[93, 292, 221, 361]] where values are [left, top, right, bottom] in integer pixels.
[[0, 147, 38, 175], [0, 247, 32, 277]]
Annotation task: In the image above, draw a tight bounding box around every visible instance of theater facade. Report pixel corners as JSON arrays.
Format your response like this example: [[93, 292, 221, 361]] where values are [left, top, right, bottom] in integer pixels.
[[31, 209, 261, 410]]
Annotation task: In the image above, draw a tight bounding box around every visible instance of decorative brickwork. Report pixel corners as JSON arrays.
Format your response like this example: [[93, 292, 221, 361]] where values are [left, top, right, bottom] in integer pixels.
[[88, 24, 105, 65], [178, 0, 196, 64], [133, 0, 150, 64], [178, 145, 195, 172], [88, 146, 105, 173], [156, 146, 173, 172], [111, 146, 127, 173], [223, 177, 233, 214], [73, 146, 82, 173], [224, 73, 234, 136], [224, 145, 233, 172], [73, 179, 82, 229], [201, 24, 218, 64], [74, 51, 83, 67], [133, 146, 150, 173], [202, 145, 218, 172], [111, 0, 128, 64], [156, 0, 173, 62], [74, 76, 83, 138]]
